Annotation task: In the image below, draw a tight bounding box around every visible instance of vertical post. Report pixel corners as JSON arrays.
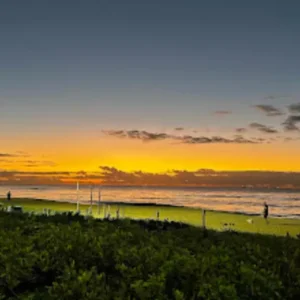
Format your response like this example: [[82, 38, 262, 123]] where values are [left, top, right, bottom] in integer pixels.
[[107, 205, 110, 219], [76, 181, 80, 212], [202, 209, 206, 229], [116, 205, 120, 219], [98, 187, 101, 215], [90, 184, 93, 215]]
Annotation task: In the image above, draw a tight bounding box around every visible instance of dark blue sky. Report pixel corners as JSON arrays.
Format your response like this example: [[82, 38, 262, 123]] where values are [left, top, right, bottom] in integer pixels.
[[1, 0, 300, 132]]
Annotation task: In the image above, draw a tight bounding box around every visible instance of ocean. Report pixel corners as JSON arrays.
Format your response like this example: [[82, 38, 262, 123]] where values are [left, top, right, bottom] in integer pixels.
[[0, 185, 300, 218]]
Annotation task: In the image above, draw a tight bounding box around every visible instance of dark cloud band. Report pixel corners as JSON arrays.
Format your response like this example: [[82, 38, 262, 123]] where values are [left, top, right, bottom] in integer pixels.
[[249, 123, 278, 134], [282, 115, 300, 131], [103, 130, 259, 144], [254, 105, 284, 116]]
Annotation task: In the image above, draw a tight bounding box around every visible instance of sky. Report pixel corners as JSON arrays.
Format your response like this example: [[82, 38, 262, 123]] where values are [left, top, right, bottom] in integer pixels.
[[1, 0, 300, 186]]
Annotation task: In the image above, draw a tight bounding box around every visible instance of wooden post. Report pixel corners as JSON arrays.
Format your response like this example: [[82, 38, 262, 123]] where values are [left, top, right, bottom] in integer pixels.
[[202, 209, 206, 229]]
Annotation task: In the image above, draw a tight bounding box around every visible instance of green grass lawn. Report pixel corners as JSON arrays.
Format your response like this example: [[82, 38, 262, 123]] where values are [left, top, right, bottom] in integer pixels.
[[1, 198, 300, 237]]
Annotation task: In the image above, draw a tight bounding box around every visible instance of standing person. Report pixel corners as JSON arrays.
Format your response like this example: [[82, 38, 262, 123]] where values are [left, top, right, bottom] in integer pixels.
[[7, 191, 11, 201], [263, 202, 269, 223]]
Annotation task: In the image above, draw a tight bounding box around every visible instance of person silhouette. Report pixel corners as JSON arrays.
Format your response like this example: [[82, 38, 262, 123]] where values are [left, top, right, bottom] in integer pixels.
[[7, 191, 11, 201], [263, 202, 269, 223]]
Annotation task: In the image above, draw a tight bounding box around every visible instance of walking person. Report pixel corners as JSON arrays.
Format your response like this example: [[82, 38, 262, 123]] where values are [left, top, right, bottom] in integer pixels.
[[263, 202, 269, 224], [7, 191, 11, 201]]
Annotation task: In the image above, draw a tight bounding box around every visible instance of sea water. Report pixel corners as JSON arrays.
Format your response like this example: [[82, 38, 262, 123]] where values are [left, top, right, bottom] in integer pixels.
[[0, 185, 300, 218]]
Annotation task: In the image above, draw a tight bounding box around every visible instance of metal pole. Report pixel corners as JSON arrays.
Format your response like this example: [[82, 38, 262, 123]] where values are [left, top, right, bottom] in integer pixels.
[[76, 182, 80, 212], [107, 205, 110, 219], [202, 209, 206, 229], [116, 205, 120, 219], [103, 204, 106, 219], [98, 187, 101, 215], [90, 184, 93, 215]]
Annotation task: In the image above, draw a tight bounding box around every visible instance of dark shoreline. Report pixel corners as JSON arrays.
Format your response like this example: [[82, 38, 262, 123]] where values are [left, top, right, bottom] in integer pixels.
[[0, 197, 265, 218], [2, 184, 300, 192], [2, 197, 300, 219]]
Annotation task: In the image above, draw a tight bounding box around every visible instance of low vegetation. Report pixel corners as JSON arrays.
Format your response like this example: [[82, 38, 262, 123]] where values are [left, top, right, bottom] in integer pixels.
[[1, 198, 300, 236], [0, 211, 300, 299]]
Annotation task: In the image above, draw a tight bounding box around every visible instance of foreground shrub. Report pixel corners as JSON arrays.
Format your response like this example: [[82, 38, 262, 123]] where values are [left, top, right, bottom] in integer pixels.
[[0, 212, 299, 299]]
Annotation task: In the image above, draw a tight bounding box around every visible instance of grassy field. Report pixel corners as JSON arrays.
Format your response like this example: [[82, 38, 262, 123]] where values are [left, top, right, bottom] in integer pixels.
[[1, 198, 300, 237]]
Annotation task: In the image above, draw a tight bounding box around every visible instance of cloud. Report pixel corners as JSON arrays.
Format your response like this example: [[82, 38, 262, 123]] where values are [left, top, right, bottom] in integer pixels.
[[23, 160, 57, 168], [103, 130, 170, 142], [213, 110, 232, 115], [179, 135, 257, 144], [0, 170, 77, 185], [288, 103, 300, 114], [103, 130, 259, 144], [97, 166, 300, 188], [264, 95, 290, 100], [283, 137, 300, 142], [174, 127, 184, 131], [0, 171, 71, 176], [264, 96, 277, 100], [0, 157, 57, 168], [0, 153, 18, 158], [0, 152, 30, 158], [282, 115, 300, 131], [236, 128, 247, 133], [1, 167, 300, 188], [253, 105, 284, 116], [249, 123, 278, 134]]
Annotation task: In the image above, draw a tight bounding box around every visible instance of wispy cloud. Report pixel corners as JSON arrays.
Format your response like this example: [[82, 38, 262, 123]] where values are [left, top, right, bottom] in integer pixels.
[[103, 130, 259, 144], [97, 166, 300, 188], [22, 160, 57, 168], [282, 115, 300, 131], [0, 156, 57, 168], [249, 123, 278, 134], [213, 110, 232, 115], [179, 135, 257, 144], [0, 152, 29, 158], [253, 105, 284, 116], [283, 137, 300, 142], [1, 167, 300, 188], [236, 128, 247, 133], [103, 130, 170, 142], [0, 153, 18, 158], [288, 103, 300, 114], [264, 96, 277, 100], [263, 95, 289, 100], [174, 127, 184, 131]]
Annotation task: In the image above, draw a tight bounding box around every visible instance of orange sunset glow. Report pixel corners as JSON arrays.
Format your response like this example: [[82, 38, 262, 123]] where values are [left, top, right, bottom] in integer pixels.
[[1, 0, 300, 188]]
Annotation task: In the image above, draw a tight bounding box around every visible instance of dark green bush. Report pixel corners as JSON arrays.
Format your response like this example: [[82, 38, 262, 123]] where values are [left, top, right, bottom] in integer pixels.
[[0, 211, 299, 299]]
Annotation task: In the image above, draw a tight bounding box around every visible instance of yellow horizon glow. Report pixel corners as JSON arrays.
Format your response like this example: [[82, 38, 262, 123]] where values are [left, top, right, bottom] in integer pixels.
[[2, 135, 300, 173]]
